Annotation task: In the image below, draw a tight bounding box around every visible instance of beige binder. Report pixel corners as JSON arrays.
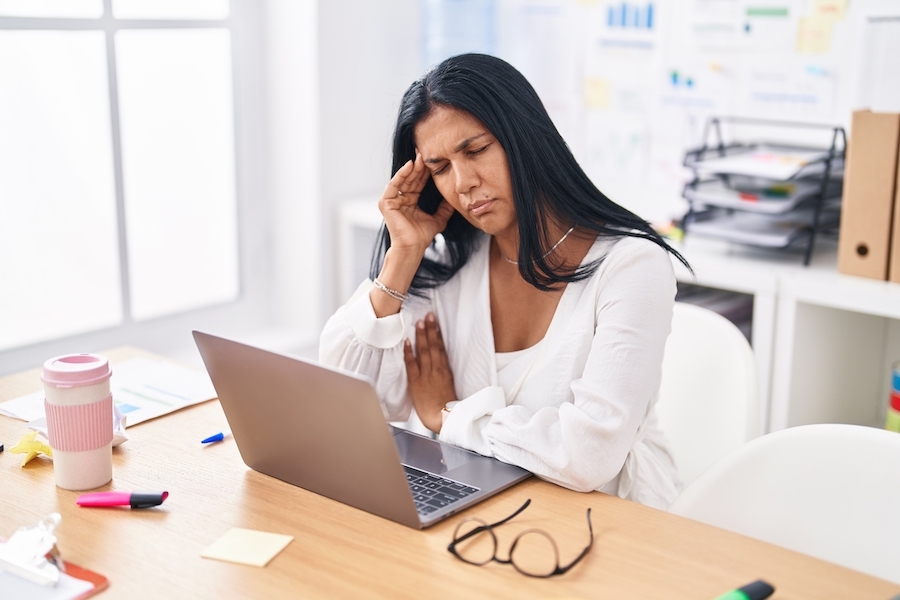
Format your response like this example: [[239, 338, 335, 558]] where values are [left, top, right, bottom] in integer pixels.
[[890, 143, 900, 283], [838, 110, 900, 280]]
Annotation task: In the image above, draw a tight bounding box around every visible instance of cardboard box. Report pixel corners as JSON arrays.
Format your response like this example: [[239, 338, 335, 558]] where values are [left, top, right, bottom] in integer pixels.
[[837, 110, 900, 280]]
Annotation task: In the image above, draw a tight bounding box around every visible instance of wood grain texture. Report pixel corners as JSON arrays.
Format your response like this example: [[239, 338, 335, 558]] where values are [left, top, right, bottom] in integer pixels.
[[1, 348, 897, 599]]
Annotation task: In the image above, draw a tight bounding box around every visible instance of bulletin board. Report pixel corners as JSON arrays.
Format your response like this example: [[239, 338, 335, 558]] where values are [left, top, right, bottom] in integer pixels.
[[420, 0, 900, 223]]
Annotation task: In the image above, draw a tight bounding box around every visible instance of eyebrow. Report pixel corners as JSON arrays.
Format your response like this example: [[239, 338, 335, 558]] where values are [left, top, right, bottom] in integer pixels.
[[423, 133, 489, 164]]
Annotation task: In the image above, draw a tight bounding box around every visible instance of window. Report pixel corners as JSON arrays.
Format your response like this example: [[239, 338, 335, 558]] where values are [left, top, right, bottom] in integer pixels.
[[0, 1, 270, 374]]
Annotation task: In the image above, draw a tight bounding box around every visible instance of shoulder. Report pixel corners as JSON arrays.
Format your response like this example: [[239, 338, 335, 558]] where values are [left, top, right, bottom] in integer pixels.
[[592, 233, 675, 281]]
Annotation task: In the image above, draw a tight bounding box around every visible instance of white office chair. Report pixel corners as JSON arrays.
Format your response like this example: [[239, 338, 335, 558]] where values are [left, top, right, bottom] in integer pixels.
[[669, 423, 900, 584], [655, 301, 759, 488]]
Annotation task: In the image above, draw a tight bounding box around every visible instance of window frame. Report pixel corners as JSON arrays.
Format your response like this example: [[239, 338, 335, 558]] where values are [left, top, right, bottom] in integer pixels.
[[0, 0, 273, 375]]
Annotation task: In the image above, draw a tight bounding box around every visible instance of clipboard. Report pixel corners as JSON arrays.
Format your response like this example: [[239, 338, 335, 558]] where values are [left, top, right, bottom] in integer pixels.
[[0, 513, 108, 600], [0, 558, 108, 600]]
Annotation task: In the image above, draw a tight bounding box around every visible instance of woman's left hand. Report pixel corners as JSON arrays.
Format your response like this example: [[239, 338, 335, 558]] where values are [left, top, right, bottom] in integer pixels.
[[404, 313, 456, 433]]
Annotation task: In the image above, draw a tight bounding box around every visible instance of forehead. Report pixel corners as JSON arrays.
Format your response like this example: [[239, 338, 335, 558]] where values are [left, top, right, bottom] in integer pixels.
[[414, 105, 490, 155]]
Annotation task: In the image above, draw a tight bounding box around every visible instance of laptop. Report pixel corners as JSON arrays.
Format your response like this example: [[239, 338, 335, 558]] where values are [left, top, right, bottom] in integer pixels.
[[192, 331, 530, 529]]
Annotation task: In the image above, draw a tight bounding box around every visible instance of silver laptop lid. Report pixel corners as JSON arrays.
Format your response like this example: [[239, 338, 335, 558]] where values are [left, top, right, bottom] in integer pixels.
[[193, 331, 423, 528]]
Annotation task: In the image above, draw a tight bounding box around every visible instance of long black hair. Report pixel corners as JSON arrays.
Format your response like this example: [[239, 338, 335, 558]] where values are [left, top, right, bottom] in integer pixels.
[[371, 53, 689, 292]]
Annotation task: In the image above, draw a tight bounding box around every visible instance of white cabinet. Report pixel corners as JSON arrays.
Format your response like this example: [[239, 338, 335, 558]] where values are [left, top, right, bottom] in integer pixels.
[[675, 236, 900, 435], [337, 199, 900, 438]]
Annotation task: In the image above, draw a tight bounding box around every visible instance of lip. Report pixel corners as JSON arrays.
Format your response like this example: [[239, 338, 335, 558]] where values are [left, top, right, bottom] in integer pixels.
[[468, 199, 495, 216]]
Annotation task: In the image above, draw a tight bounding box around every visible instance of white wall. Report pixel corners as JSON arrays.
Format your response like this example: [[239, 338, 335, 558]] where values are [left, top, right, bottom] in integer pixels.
[[317, 0, 421, 318], [263, 0, 321, 342]]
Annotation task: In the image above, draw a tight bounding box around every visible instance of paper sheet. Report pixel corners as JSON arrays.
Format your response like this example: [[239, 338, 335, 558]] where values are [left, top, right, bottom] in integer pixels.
[[0, 357, 216, 426], [201, 528, 293, 567], [856, 15, 900, 113]]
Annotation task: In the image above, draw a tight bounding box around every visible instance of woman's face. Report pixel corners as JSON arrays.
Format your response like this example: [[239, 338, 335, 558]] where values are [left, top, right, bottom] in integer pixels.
[[414, 105, 516, 239]]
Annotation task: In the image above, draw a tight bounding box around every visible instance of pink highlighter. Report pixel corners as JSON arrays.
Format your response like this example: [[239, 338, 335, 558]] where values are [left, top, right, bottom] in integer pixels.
[[77, 491, 168, 509]]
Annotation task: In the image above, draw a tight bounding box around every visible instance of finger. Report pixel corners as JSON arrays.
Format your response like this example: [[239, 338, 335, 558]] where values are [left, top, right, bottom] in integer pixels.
[[415, 320, 432, 373], [403, 339, 420, 380], [425, 314, 448, 368], [399, 154, 429, 196], [410, 153, 431, 189], [383, 159, 415, 200]]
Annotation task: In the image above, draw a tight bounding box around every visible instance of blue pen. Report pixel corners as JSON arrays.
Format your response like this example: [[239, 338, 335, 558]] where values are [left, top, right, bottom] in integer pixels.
[[201, 430, 231, 444]]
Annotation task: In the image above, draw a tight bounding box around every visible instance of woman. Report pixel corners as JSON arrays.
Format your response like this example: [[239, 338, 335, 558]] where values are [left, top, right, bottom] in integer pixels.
[[320, 53, 690, 509]]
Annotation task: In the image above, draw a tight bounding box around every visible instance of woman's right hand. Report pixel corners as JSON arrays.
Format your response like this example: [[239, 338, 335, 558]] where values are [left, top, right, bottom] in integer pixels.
[[378, 153, 454, 257], [370, 153, 454, 318]]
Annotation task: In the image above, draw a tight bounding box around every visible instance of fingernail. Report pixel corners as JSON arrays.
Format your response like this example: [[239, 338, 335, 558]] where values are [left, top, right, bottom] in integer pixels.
[[417, 321, 425, 329], [426, 313, 435, 323]]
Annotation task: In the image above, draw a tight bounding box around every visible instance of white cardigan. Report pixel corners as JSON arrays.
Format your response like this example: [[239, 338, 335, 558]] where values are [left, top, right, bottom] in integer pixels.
[[319, 233, 681, 509]]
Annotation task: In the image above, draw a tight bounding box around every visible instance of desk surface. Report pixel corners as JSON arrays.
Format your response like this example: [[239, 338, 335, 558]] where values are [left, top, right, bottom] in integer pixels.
[[1, 348, 897, 600]]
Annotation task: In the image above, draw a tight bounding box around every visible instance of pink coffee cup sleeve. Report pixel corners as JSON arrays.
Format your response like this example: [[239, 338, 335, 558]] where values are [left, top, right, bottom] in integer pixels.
[[44, 395, 114, 452]]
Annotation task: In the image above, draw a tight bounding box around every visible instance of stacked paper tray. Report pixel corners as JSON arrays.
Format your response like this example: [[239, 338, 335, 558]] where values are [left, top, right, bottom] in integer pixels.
[[684, 178, 824, 215], [687, 211, 811, 248], [685, 144, 840, 180]]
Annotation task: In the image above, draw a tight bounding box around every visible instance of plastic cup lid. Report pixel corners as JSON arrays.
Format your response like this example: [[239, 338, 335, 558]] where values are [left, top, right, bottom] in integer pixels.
[[42, 354, 112, 388]]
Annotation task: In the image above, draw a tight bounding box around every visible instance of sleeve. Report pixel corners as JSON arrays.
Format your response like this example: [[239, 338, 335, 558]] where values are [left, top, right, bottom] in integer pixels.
[[318, 279, 434, 422], [438, 240, 676, 493]]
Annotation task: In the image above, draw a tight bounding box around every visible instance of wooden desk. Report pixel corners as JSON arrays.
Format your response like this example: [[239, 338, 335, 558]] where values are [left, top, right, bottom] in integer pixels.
[[1, 349, 897, 599]]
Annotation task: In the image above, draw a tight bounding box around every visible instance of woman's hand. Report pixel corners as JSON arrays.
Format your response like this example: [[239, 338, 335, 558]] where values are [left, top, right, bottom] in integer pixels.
[[369, 153, 455, 318], [379, 153, 455, 256], [404, 313, 456, 433]]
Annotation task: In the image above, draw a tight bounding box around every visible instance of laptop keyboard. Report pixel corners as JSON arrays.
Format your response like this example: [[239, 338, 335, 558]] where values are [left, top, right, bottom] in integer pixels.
[[404, 465, 480, 515]]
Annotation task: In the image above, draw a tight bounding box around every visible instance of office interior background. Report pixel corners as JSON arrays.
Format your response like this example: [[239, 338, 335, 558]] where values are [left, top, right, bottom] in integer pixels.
[[2, 0, 899, 434]]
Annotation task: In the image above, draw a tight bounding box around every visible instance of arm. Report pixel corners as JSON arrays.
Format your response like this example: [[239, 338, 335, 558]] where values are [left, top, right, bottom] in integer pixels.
[[370, 153, 455, 318], [439, 240, 676, 492], [320, 154, 455, 420], [319, 280, 435, 422]]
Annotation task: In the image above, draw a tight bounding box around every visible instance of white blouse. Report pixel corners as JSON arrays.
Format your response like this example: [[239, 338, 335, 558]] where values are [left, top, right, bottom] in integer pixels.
[[319, 233, 682, 509]]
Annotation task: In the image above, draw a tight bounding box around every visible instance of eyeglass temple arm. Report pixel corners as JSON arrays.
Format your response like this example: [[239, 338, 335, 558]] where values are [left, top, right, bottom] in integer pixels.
[[555, 508, 594, 575]]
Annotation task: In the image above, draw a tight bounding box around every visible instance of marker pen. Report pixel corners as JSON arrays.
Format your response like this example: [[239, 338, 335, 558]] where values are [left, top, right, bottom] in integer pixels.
[[77, 491, 168, 509], [713, 580, 775, 600]]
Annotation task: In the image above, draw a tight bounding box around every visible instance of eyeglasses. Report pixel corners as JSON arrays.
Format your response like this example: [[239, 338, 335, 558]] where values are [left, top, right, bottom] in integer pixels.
[[446, 499, 593, 578]]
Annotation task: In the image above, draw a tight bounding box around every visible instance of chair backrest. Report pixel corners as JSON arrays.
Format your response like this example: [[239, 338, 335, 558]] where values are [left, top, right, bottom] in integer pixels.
[[669, 423, 900, 584], [656, 301, 759, 487]]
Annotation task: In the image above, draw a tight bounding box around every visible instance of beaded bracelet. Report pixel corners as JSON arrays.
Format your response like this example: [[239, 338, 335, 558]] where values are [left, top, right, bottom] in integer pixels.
[[373, 278, 410, 302]]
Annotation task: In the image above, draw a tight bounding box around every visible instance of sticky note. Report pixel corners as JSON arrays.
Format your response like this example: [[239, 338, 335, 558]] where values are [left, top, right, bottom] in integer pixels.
[[584, 78, 611, 110], [796, 17, 832, 54], [201, 528, 293, 567]]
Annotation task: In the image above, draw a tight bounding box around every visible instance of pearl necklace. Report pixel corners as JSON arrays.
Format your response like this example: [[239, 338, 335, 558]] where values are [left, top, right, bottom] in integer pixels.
[[502, 225, 576, 266]]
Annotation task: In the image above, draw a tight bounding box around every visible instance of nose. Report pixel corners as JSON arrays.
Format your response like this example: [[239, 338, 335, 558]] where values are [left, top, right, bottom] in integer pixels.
[[453, 161, 479, 195]]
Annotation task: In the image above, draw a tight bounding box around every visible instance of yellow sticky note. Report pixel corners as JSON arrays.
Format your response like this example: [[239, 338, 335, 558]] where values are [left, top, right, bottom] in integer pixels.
[[796, 17, 832, 54], [584, 78, 611, 110], [201, 528, 293, 567]]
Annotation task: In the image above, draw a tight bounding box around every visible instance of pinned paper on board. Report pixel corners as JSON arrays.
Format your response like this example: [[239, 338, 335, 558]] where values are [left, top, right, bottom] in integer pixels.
[[743, 63, 836, 121], [856, 14, 900, 113], [810, 0, 847, 21], [201, 528, 293, 567], [497, 0, 581, 146]]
